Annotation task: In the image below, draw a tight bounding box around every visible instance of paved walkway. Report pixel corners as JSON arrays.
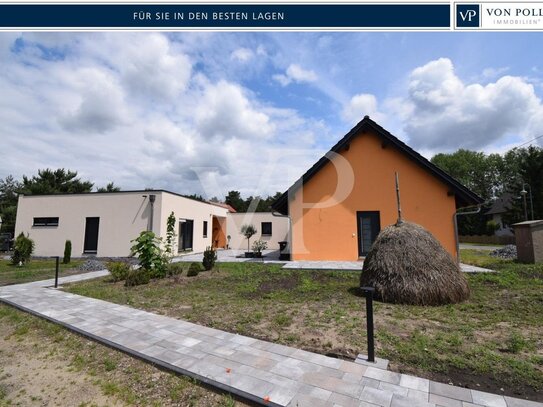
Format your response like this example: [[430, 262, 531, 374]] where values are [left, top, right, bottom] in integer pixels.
[[1, 273, 534, 407], [459, 244, 503, 251], [175, 250, 494, 273]]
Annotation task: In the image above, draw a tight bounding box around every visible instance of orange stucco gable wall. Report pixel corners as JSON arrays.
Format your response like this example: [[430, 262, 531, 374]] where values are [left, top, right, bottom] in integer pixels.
[[289, 130, 458, 260]]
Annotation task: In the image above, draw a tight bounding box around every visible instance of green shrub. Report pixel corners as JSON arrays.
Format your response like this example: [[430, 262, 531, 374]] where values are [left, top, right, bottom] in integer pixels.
[[130, 231, 167, 278], [63, 240, 72, 264], [125, 269, 150, 287], [202, 246, 217, 271], [11, 232, 34, 265], [187, 262, 202, 277], [167, 262, 184, 276], [252, 240, 268, 256], [486, 220, 500, 236], [107, 261, 131, 282]]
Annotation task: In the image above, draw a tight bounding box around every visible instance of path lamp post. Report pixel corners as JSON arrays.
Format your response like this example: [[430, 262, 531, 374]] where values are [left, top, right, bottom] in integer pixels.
[[520, 183, 534, 221]]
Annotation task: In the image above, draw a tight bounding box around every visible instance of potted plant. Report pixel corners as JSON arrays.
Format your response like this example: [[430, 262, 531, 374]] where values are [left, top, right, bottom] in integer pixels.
[[252, 240, 268, 258], [240, 224, 257, 257]]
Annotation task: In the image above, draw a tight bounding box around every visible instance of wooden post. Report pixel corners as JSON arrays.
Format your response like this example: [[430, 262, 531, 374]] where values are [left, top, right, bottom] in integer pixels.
[[395, 172, 403, 225]]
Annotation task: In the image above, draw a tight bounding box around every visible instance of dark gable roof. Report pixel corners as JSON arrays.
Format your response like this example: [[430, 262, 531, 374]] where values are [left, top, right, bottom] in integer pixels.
[[272, 116, 483, 215], [485, 192, 514, 215]]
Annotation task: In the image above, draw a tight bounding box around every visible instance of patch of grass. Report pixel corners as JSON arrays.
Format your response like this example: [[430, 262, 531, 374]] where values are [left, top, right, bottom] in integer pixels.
[[0, 258, 84, 286], [64, 255, 543, 399], [0, 304, 242, 406], [102, 357, 117, 372]]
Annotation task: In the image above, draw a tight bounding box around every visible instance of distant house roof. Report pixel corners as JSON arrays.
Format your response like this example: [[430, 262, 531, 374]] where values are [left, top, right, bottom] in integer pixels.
[[486, 192, 514, 215], [271, 116, 484, 215], [208, 201, 237, 213]]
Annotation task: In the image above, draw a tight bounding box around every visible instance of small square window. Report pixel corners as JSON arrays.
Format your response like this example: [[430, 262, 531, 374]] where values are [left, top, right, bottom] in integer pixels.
[[33, 217, 59, 227], [261, 222, 272, 236], [203, 221, 208, 238]]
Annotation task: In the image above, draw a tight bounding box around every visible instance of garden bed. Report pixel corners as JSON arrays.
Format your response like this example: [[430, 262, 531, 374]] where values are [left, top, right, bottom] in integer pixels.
[[64, 251, 543, 401]]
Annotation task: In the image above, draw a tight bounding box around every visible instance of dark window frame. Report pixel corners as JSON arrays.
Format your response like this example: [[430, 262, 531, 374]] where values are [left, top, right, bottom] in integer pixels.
[[261, 222, 272, 236], [33, 217, 59, 227], [203, 220, 208, 238]]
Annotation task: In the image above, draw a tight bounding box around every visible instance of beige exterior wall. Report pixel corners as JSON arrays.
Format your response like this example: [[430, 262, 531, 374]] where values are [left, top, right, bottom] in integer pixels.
[[226, 212, 289, 252], [14, 191, 229, 258], [158, 193, 228, 254]]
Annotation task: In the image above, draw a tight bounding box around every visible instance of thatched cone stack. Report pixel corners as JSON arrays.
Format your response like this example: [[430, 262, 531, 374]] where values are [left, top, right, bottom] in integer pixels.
[[360, 222, 469, 305]]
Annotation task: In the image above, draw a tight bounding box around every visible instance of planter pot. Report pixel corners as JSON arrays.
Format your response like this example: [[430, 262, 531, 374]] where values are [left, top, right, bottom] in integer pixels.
[[254, 252, 263, 258], [244, 252, 255, 258]]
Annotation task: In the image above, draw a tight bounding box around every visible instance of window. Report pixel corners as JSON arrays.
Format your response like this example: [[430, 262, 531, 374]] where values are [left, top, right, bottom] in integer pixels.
[[261, 222, 272, 236], [203, 221, 208, 238], [33, 217, 59, 227]]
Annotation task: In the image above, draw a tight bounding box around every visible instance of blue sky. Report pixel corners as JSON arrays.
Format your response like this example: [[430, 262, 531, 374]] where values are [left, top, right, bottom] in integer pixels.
[[0, 32, 542, 197]]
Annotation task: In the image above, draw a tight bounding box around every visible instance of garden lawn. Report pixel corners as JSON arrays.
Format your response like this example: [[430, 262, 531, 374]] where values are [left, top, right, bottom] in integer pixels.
[[65, 251, 543, 402], [0, 304, 245, 406], [0, 258, 85, 286]]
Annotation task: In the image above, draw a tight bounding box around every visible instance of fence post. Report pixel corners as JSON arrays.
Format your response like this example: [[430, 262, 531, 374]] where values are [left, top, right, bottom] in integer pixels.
[[54, 256, 59, 288], [361, 286, 375, 363]]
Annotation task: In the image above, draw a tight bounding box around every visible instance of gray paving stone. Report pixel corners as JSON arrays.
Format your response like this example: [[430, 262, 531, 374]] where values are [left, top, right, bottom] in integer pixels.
[[360, 377, 381, 389], [391, 394, 435, 407], [399, 374, 430, 392], [301, 372, 363, 399], [430, 382, 473, 403], [288, 394, 334, 407], [408, 389, 430, 402], [298, 384, 333, 401], [429, 393, 463, 407], [328, 392, 361, 407], [503, 397, 543, 407], [359, 386, 394, 407], [470, 390, 506, 407], [379, 382, 408, 397], [364, 367, 401, 385], [340, 361, 367, 376]]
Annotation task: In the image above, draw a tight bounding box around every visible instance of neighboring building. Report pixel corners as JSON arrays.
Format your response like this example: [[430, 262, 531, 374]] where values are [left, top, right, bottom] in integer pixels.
[[15, 190, 230, 257], [227, 212, 289, 252], [14, 190, 289, 257], [485, 192, 514, 237], [272, 116, 483, 260]]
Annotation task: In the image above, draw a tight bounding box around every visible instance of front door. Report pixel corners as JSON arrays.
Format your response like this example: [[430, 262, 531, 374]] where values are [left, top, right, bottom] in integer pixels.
[[178, 219, 194, 251], [83, 217, 100, 254], [357, 211, 380, 257]]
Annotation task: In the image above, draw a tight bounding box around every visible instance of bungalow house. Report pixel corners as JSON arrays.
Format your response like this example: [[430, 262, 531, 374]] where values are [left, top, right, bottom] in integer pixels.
[[14, 190, 288, 257], [271, 116, 483, 260]]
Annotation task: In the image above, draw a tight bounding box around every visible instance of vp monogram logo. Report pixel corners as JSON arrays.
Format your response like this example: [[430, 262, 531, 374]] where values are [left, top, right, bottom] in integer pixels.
[[459, 9, 477, 21], [456, 4, 480, 27]]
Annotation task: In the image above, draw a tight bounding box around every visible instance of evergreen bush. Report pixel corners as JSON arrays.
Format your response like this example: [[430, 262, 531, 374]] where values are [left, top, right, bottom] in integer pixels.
[[11, 233, 34, 265], [63, 240, 72, 264], [202, 246, 217, 271]]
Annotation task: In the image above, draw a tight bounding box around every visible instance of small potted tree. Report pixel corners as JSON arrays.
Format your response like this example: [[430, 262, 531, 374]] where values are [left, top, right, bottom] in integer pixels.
[[241, 224, 257, 258]]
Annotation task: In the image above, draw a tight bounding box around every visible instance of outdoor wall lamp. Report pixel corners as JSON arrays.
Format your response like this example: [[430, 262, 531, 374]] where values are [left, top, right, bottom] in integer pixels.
[[520, 183, 534, 221]]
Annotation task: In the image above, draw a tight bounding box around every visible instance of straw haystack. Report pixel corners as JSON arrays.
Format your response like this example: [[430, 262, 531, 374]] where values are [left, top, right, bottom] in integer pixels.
[[360, 222, 469, 305]]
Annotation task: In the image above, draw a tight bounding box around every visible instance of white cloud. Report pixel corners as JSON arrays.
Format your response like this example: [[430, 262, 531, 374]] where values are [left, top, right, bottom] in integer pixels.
[[273, 63, 318, 86], [389, 58, 543, 150], [230, 47, 253, 62], [0, 33, 323, 197], [342, 93, 386, 125]]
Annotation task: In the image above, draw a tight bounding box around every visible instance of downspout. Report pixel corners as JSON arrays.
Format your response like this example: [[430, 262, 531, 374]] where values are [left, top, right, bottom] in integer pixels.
[[272, 210, 291, 260], [149, 194, 156, 232], [453, 205, 481, 264]]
